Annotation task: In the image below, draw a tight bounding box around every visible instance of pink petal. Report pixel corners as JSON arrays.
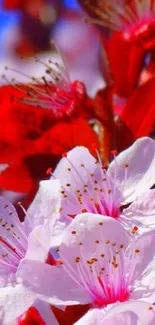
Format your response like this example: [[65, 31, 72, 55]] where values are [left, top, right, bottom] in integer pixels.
[[109, 137, 155, 203], [53, 147, 97, 219], [17, 260, 90, 305], [122, 189, 155, 231], [25, 180, 61, 232]]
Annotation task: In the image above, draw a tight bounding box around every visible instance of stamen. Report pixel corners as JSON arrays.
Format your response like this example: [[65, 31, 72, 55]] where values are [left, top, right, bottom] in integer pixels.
[[83, 0, 155, 33], [2, 49, 87, 120]]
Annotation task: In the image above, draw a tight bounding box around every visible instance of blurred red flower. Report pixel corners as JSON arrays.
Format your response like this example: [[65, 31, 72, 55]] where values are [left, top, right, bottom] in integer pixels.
[[0, 81, 99, 195], [78, 0, 155, 96]]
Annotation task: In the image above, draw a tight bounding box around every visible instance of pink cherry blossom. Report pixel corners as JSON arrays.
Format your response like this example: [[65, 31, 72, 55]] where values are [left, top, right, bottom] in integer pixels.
[[18, 213, 155, 308], [74, 301, 155, 325], [50, 137, 155, 232], [0, 179, 61, 323]]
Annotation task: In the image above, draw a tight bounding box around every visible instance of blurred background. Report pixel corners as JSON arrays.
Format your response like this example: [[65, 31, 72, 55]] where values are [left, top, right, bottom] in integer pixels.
[[0, 0, 104, 95]]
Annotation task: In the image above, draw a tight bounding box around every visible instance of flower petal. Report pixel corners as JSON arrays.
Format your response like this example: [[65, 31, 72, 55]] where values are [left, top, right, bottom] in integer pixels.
[[53, 147, 97, 218], [74, 301, 155, 325], [109, 137, 155, 203], [0, 284, 36, 323], [25, 224, 51, 262], [122, 189, 155, 231], [130, 229, 155, 282], [54, 147, 96, 187], [59, 213, 129, 267], [33, 300, 59, 325], [17, 260, 90, 305], [25, 180, 61, 232], [0, 197, 27, 260], [59, 213, 130, 305]]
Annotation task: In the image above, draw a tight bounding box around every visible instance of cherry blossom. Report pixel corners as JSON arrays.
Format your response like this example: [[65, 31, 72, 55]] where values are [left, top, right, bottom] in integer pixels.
[[0, 179, 61, 323], [50, 137, 155, 231], [18, 213, 155, 307]]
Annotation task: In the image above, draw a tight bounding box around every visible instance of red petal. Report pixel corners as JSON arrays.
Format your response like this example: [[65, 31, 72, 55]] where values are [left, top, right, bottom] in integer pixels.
[[120, 77, 155, 139], [34, 118, 99, 156], [105, 32, 145, 97], [51, 304, 90, 325], [94, 86, 115, 162], [0, 160, 33, 193], [18, 306, 45, 325]]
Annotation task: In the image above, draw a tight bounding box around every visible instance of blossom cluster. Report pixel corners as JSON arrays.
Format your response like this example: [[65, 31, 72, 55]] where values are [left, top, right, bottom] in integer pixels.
[[0, 137, 155, 324], [0, 0, 155, 200]]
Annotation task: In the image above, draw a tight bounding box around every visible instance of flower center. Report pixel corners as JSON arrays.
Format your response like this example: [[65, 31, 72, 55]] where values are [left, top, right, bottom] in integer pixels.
[[3, 58, 86, 120], [55, 153, 123, 220], [59, 228, 140, 308]]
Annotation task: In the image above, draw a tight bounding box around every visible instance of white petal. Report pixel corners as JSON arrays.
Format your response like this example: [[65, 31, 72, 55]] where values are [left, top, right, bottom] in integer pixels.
[[109, 137, 155, 203], [75, 301, 155, 325], [131, 261, 155, 302], [25, 221, 66, 262], [0, 284, 36, 323], [25, 180, 61, 232], [122, 190, 155, 231], [17, 259, 90, 305], [53, 147, 97, 219], [104, 301, 155, 325], [54, 147, 96, 185], [34, 300, 59, 325], [60, 213, 130, 272], [25, 224, 51, 261], [129, 230, 155, 285]]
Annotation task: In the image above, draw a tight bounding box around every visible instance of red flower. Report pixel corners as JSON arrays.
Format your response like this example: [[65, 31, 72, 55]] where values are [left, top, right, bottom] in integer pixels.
[[120, 76, 155, 139], [0, 57, 99, 195], [78, 0, 155, 96]]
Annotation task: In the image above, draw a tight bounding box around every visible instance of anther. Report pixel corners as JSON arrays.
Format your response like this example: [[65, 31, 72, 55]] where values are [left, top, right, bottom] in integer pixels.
[[81, 209, 87, 213], [135, 249, 140, 253], [75, 257, 80, 263]]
